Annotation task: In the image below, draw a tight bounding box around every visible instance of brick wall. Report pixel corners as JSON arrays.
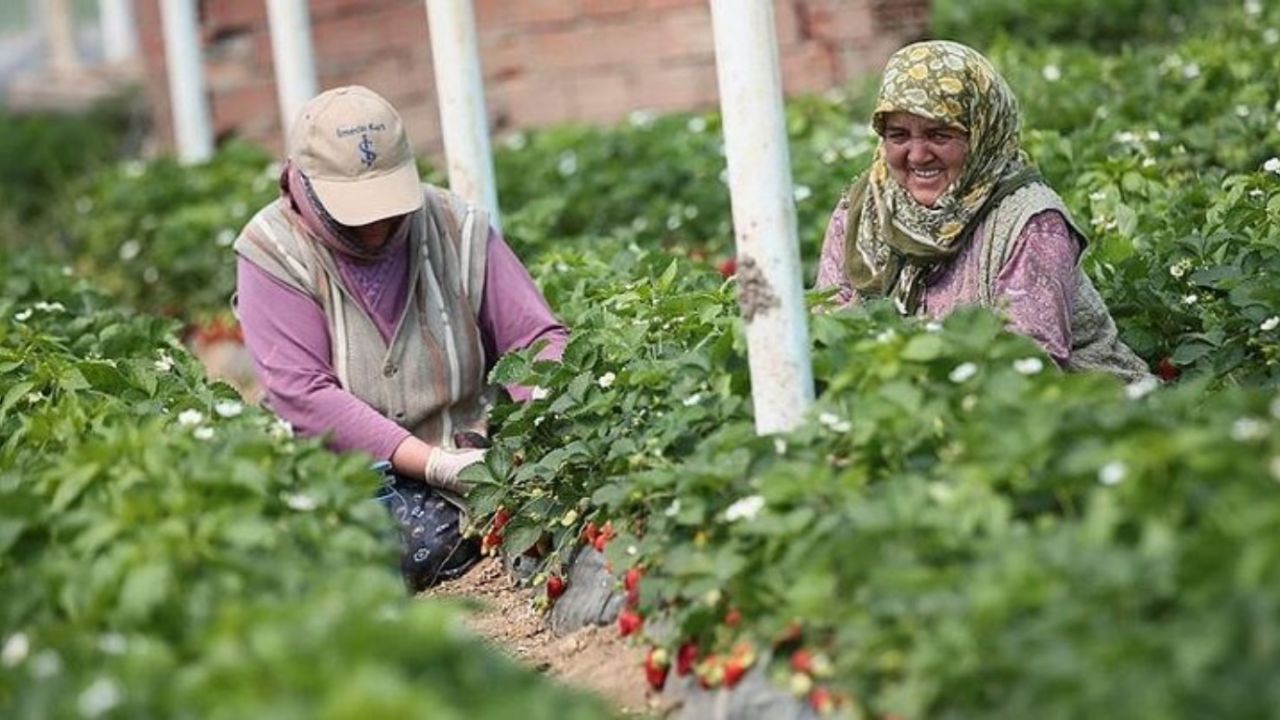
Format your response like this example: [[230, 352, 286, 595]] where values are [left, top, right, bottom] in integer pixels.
[[133, 0, 930, 156]]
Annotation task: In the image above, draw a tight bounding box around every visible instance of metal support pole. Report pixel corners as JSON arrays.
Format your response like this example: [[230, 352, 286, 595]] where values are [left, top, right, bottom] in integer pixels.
[[424, 0, 502, 230], [159, 0, 213, 163], [98, 0, 139, 64], [265, 0, 318, 139], [709, 0, 814, 434], [45, 0, 80, 76]]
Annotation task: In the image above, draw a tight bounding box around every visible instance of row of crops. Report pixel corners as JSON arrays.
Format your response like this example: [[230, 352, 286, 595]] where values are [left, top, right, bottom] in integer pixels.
[[4, 0, 1280, 717]]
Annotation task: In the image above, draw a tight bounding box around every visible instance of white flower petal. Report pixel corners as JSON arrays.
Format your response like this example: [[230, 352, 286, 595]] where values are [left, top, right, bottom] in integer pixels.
[[77, 677, 123, 718], [597, 372, 616, 389], [193, 426, 215, 441], [284, 492, 318, 512], [949, 362, 978, 384], [2, 632, 30, 667], [1099, 461, 1128, 486], [724, 495, 765, 522], [214, 400, 243, 418], [177, 409, 204, 426], [1013, 357, 1044, 375]]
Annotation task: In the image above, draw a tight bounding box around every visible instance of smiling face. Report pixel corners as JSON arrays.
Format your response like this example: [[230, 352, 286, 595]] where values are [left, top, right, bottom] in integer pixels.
[[880, 112, 970, 208]]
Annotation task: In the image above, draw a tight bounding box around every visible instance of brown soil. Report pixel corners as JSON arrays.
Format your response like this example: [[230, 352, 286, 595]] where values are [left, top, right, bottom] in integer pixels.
[[428, 558, 665, 717]]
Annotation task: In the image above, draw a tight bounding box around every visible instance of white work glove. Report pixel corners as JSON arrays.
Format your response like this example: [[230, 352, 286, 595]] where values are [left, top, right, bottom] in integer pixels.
[[424, 446, 486, 494]]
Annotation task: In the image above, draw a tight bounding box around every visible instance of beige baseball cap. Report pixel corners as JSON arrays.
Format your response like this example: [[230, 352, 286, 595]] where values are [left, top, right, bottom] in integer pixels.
[[288, 85, 422, 227]]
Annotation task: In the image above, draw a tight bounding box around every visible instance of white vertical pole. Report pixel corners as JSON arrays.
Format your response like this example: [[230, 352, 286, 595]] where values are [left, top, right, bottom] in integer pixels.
[[709, 0, 814, 434], [98, 0, 139, 64], [45, 0, 80, 76], [424, 0, 502, 231], [265, 0, 318, 140], [159, 0, 214, 164]]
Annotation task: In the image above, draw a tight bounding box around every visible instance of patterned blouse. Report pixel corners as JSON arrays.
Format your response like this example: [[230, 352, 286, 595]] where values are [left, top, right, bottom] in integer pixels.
[[814, 198, 1081, 366]]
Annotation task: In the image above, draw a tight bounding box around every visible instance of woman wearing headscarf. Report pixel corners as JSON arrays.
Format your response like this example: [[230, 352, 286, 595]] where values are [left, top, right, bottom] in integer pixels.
[[815, 41, 1150, 381], [233, 86, 568, 590]]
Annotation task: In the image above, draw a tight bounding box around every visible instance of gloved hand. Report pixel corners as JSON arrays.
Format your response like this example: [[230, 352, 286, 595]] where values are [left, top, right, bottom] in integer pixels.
[[423, 446, 486, 494]]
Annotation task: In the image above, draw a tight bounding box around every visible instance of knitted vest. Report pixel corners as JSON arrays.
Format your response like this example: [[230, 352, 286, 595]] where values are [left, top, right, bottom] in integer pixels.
[[235, 185, 491, 448], [972, 183, 1152, 382]]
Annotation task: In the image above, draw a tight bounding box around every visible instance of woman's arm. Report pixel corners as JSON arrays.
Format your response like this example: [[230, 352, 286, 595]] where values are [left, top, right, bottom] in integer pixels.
[[477, 228, 570, 401], [993, 210, 1081, 367], [815, 198, 859, 309], [236, 256, 413, 463]]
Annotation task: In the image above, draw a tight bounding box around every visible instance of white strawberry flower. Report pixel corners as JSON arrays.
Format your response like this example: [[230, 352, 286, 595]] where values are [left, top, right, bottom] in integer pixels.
[[1041, 64, 1061, 82], [1099, 461, 1128, 486], [14, 308, 33, 322], [682, 393, 702, 407], [2, 632, 30, 667], [193, 426, 215, 441], [597, 372, 616, 389], [949, 362, 978, 384], [177, 409, 204, 426], [530, 386, 550, 401], [214, 400, 243, 418], [1261, 316, 1279, 332], [284, 492, 318, 512], [1013, 357, 1044, 375], [77, 677, 123, 718], [724, 495, 765, 522], [1263, 157, 1280, 174], [1231, 417, 1268, 442]]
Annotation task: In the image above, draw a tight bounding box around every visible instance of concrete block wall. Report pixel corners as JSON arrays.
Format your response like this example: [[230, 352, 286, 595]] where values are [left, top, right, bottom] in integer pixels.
[[132, 0, 930, 157]]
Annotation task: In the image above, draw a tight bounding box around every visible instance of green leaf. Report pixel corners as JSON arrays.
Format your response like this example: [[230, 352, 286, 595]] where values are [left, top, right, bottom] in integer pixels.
[[119, 561, 173, 620], [50, 462, 99, 512], [900, 334, 944, 362]]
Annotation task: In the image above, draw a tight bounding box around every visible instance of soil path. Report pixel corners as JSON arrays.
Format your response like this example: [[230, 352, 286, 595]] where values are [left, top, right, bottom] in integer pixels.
[[428, 558, 659, 716]]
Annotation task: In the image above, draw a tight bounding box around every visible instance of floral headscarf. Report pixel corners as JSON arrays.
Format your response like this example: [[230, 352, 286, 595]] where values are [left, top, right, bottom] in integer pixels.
[[844, 40, 1040, 314]]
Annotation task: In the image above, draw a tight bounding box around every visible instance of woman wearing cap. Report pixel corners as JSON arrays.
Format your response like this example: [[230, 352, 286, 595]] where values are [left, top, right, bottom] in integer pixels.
[[815, 41, 1149, 381], [234, 86, 567, 590]]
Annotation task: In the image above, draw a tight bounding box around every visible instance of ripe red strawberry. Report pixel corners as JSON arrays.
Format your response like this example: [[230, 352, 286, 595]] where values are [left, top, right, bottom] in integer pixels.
[[624, 567, 643, 606], [809, 686, 835, 715], [722, 642, 755, 688], [481, 529, 503, 555], [546, 575, 566, 600], [723, 608, 742, 627], [790, 648, 813, 675], [582, 521, 599, 545], [618, 608, 644, 637], [593, 520, 616, 552], [643, 647, 670, 691], [718, 257, 737, 278], [1156, 357, 1180, 382], [675, 642, 699, 676], [493, 507, 512, 531]]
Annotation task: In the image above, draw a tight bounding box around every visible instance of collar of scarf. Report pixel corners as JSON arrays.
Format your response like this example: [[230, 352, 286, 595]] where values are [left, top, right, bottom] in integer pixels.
[[280, 160, 412, 264], [842, 40, 1041, 315]]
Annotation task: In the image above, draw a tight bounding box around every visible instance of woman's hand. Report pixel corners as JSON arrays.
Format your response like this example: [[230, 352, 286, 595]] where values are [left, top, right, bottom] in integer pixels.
[[423, 446, 486, 494]]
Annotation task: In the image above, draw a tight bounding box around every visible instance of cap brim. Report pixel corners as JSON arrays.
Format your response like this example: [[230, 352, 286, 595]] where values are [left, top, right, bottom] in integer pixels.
[[309, 160, 422, 227]]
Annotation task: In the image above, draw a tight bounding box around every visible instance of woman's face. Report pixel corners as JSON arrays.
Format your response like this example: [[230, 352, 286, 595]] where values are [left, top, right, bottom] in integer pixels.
[[352, 216, 401, 249], [881, 112, 970, 208]]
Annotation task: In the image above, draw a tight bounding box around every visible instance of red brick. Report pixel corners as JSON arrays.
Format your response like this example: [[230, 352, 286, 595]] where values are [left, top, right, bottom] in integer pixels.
[[569, 70, 635, 124], [800, 0, 875, 43], [643, 0, 702, 9], [492, 76, 575, 129], [582, 0, 641, 17], [632, 61, 718, 112], [774, 0, 803, 47], [780, 41, 835, 95], [476, 0, 578, 28]]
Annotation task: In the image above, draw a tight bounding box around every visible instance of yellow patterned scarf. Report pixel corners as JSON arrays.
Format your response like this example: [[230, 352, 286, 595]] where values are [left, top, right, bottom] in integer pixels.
[[844, 40, 1040, 314]]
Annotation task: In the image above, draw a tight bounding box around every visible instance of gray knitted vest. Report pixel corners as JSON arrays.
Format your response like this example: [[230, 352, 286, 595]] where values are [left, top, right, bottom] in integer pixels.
[[974, 183, 1151, 382], [235, 185, 491, 447]]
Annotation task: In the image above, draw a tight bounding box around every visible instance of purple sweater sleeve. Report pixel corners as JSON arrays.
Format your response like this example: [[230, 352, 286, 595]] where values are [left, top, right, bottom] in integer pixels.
[[994, 210, 1081, 367], [478, 228, 570, 402], [235, 257, 411, 459], [814, 198, 859, 309]]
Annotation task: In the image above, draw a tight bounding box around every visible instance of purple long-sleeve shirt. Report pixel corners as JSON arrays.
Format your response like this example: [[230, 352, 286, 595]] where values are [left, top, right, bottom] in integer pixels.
[[237, 227, 568, 459], [815, 201, 1081, 366]]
